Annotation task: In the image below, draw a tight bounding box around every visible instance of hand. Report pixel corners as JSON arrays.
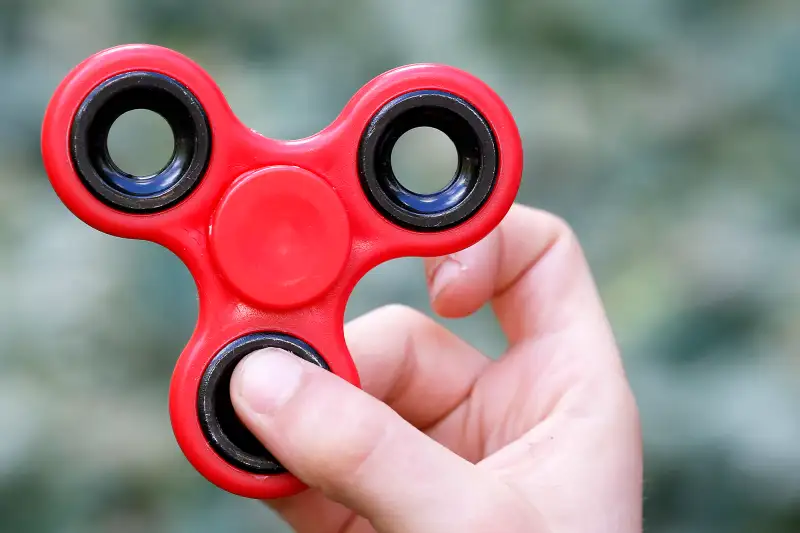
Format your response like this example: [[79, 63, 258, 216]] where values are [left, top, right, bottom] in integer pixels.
[[229, 204, 643, 533]]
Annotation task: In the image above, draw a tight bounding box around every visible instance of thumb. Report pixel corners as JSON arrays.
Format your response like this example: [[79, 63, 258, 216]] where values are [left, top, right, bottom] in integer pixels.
[[229, 348, 532, 532]]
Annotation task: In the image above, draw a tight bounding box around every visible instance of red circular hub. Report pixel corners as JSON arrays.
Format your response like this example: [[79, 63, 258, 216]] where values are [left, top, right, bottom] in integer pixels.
[[40, 44, 524, 500], [211, 166, 351, 309]]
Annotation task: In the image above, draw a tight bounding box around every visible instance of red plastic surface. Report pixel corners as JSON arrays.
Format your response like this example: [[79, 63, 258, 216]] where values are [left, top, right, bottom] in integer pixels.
[[41, 44, 523, 499]]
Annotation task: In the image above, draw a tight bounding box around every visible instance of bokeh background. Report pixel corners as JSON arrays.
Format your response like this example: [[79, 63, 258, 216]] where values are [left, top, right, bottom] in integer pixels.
[[1, 0, 799, 532]]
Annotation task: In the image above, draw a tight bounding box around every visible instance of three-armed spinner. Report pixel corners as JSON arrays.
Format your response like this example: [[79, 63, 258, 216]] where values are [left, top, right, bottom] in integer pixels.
[[41, 45, 523, 499]]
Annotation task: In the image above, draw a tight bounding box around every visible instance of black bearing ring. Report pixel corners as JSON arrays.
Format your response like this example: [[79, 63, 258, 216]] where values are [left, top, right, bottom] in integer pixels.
[[198, 333, 329, 474], [358, 90, 498, 231], [70, 71, 211, 212]]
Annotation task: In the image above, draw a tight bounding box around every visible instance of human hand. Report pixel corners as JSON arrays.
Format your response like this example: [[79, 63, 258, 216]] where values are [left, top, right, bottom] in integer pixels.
[[229, 204, 642, 533]]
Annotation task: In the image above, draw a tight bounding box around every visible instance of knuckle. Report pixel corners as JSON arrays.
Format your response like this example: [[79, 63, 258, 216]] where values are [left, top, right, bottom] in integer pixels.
[[553, 215, 577, 242], [514, 204, 580, 248], [542, 214, 588, 274], [374, 303, 426, 325], [340, 413, 394, 486], [544, 212, 579, 250], [350, 304, 430, 340], [317, 405, 396, 495], [347, 303, 425, 336], [290, 385, 395, 490]]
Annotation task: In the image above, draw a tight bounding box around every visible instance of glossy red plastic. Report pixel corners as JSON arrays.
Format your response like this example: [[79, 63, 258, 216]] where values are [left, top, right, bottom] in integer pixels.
[[41, 44, 523, 499]]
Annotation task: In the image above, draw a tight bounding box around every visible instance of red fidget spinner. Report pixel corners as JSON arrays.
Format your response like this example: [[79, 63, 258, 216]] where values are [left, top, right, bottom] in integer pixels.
[[41, 44, 523, 499]]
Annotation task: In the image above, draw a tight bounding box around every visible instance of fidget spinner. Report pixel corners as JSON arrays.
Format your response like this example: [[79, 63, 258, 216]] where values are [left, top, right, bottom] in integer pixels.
[[41, 44, 522, 499]]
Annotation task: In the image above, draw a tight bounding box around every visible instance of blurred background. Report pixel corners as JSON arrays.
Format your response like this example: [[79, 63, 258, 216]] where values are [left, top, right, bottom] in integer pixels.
[[0, 0, 798, 532]]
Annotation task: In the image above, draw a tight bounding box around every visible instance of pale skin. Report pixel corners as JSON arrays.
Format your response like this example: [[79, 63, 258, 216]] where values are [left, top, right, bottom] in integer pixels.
[[229, 204, 643, 533]]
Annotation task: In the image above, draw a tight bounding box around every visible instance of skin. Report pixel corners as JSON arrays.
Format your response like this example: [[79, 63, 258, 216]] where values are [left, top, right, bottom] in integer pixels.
[[229, 204, 643, 533]]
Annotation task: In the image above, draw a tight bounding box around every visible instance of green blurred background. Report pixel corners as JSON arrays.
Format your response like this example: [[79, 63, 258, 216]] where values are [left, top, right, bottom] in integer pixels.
[[1, 0, 799, 532]]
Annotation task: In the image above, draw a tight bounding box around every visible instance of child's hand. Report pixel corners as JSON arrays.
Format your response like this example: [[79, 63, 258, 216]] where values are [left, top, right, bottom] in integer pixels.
[[230, 204, 642, 533]]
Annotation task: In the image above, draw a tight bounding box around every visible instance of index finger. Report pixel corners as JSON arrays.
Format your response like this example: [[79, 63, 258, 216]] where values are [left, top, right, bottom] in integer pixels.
[[425, 204, 618, 359]]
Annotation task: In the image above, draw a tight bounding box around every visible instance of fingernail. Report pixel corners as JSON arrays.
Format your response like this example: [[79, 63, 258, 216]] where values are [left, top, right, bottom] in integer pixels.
[[233, 348, 303, 414], [429, 257, 465, 300], [425, 255, 448, 281]]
